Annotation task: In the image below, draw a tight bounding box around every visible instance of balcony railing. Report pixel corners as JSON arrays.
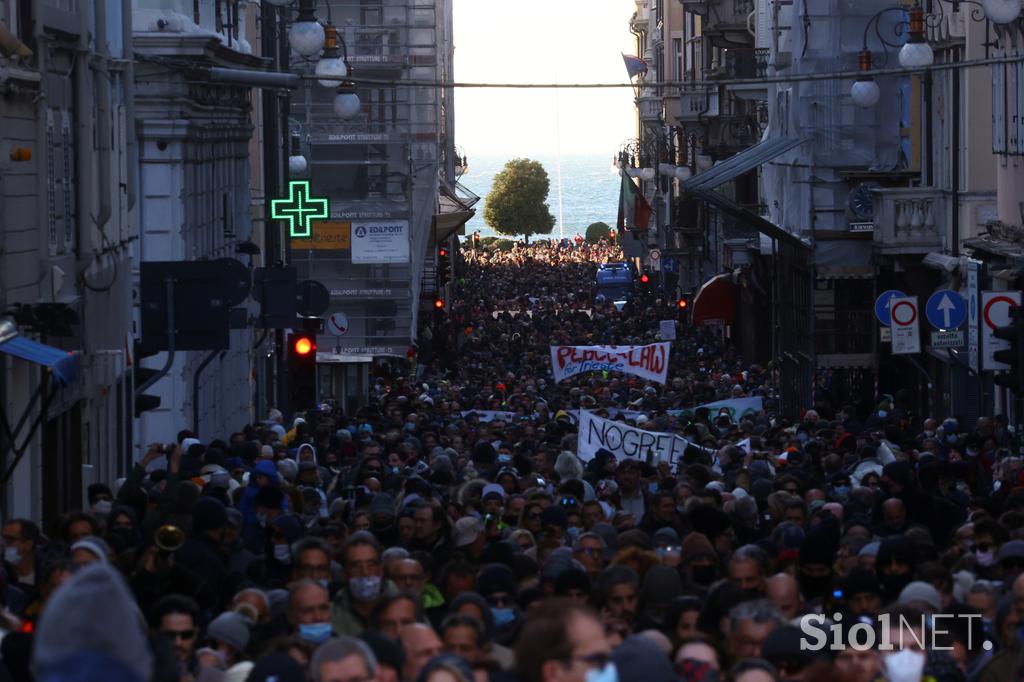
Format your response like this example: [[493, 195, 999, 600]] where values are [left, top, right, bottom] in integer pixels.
[[637, 92, 663, 122], [678, 84, 719, 122], [872, 188, 946, 254], [683, 0, 756, 46]]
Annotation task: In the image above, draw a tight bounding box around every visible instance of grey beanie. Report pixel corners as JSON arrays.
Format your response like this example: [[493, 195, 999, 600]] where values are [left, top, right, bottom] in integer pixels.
[[206, 611, 251, 652], [33, 563, 153, 681]]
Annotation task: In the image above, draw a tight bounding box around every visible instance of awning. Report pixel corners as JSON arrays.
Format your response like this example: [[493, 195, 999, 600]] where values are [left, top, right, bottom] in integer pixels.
[[692, 273, 737, 326], [690, 188, 810, 251], [433, 210, 475, 242], [679, 137, 804, 192], [0, 336, 77, 386]]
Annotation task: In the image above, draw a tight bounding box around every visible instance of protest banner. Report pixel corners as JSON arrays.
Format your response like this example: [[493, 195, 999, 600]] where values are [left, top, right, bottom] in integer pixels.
[[667, 396, 763, 421], [549, 342, 670, 384], [460, 410, 518, 423], [576, 410, 703, 464]]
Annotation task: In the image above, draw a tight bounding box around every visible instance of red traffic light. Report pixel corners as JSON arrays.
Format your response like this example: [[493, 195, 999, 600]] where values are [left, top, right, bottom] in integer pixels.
[[439, 247, 448, 257], [434, 298, 445, 310], [293, 336, 315, 356], [677, 298, 688, 310], [640, 273, 650, 284]]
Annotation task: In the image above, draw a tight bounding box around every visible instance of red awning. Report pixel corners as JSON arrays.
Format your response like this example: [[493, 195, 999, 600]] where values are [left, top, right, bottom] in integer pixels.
[[692, 273, 736, 326]]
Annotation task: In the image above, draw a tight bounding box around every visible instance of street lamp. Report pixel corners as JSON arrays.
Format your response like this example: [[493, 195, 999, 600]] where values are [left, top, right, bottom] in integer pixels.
[[851, 50, 881, 107], [898, 5, 934, 68], [315, 25, 348, 87], [333, 87, 361, 119], [982, 0, 1022, 23], [288, 134, 308, 176], [289, 0, 325, 58]]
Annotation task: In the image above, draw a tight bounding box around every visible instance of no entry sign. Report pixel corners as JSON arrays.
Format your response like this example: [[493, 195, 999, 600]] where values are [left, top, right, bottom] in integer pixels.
[[890, 296, 920, 355]]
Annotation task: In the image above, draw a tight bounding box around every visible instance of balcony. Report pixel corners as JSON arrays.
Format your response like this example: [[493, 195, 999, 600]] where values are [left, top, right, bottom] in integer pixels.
[[682, 0, 756, 47], [872, 188, 946, 255], [637, 90, 663, 122], [678, 84, 719, 123]]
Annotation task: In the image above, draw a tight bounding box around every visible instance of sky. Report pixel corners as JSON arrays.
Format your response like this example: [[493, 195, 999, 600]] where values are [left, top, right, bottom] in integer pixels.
[[452, 0, 638, 157]]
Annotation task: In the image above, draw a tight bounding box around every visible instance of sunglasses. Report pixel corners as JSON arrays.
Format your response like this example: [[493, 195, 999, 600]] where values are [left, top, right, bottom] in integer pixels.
[[162, 629, 196, 641]]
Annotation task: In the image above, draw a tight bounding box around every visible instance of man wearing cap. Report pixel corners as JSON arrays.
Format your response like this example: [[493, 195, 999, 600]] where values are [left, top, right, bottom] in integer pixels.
[[452, 517, 487, 564], [205, 611, 251, 668]]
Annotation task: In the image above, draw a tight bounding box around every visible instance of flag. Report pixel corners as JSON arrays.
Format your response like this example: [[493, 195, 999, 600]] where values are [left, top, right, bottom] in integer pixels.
[[622, 54, 648, 79], [616, 171, 652, 233]]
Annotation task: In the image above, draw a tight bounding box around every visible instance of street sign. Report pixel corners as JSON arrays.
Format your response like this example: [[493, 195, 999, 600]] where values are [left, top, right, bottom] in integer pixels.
[[649, 249, 661, 261], [982, 290, 1022, 370], [880, 327, 891, 343], [327, 311, 349, 337], [925, 289, 967, 330], [890, 296, 920, 354], [661, 257, 677, 274], [967, 259, 980, 372], [874, 289, 907, 327], [931, 330, 965, 349]]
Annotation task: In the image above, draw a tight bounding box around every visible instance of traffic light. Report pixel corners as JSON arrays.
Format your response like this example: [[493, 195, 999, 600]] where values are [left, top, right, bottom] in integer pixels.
[[640, 273, 650, 284], [993, 306, 1024, 394], [434, 298, 445, 311], [288, 322, 318, 412], [437, 246, 451, 286], [677, 297, 690, 322]]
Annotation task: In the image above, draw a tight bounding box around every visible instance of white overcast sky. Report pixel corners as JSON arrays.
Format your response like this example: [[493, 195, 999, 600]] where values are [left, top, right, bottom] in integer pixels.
[[452, 0, 638, 156]]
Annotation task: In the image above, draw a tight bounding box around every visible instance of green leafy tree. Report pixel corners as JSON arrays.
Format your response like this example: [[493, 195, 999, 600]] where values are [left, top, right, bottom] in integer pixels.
[[585, 222, 611, 244], [483, 158, 556, 243]]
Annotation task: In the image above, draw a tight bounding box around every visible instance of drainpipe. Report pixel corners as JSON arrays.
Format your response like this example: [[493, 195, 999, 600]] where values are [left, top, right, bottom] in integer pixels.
[[192, 350, 223, 435], [93, 0, 113, 233], [74, 0, 94, 260], [122, 0, 138, 211]]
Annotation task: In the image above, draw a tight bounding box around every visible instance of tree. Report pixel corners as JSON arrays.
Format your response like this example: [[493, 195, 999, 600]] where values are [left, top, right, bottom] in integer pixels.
[[483, 158, 555, 243], [585, 222, 611, 244]]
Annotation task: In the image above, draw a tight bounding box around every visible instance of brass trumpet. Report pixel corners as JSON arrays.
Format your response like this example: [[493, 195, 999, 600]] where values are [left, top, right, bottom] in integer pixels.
[[154, 525, 185, 552]]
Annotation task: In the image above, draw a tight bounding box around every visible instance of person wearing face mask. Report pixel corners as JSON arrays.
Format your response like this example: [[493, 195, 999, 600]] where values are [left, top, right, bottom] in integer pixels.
[[679, 532, 718, 596], [287, 579, 336, 645], [515, 600, 614, 682], [477, 564, 522, 644], [86, 484, 114, 520], [246, 513, 306, 590], [332, 531, 389, 636], [972, 518, 1010, 580]]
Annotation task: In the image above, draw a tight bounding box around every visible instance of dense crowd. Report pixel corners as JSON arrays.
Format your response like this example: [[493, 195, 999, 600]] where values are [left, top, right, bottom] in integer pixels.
[[6, 239, 1023, 682]]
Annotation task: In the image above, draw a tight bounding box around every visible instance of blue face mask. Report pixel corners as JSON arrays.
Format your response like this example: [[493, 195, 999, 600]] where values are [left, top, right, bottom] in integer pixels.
[[567, 526, 582, 542], [497, 454, 512, 464], [298, 621, 332, 644], [647, 482, 659, 494], [491, 606, 516, 628], [585, 663, 619, 682], [830, 485, 850, 500], [877, 410, 888, 419]]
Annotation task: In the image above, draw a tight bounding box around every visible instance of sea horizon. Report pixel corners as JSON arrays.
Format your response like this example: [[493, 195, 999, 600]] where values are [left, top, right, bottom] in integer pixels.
[[460, 153, 620, 240]]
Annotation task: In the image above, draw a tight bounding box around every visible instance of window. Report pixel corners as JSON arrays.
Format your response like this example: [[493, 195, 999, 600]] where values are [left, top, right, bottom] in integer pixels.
[[672, 38, 683, 81]]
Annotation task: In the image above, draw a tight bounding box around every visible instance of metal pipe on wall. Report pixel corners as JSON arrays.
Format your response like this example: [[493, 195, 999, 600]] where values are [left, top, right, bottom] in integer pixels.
[[94, 0, 113, 234], [73, 0, 94, 261], [122, 0, 138, 211]]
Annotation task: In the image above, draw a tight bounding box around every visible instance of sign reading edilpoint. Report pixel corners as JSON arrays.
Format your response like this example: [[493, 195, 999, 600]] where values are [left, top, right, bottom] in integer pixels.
[[271, 180, 329, 238]]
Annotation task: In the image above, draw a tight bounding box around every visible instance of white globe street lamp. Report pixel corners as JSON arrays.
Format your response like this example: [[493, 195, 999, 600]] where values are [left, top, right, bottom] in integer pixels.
[[983, 0, 1022, 24], [898, 6, 934, 69], [851, 50, 881, 108], [315, 25, 348, 87], [289, 1, 324, 57], [334, 91, 361, 119], [289, 154, 308, 175]]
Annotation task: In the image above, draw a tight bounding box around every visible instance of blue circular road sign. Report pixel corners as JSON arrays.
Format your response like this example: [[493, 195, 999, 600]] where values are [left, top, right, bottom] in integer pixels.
[[925, 289, 967, 330], [874, 289, 907, 327]]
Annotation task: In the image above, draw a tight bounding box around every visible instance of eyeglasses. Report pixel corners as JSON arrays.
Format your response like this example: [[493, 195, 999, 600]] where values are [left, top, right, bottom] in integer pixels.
[[162, 629, 196, 641], [570, 652, 611, 669]]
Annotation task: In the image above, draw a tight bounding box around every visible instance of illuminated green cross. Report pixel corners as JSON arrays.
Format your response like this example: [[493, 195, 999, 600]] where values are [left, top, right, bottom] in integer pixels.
[[271, 180, 329, 238]]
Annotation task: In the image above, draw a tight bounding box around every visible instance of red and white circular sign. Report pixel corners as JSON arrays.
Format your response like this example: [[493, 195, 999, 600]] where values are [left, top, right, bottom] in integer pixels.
[[891, 300, 917, 326]]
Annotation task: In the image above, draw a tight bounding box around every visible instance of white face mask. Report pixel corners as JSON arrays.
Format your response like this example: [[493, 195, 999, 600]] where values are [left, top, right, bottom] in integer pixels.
[[4, 547, 21, 565], [272, 544, 292, 564], [93, 500, 112, 516], [975, 548, 997, 567]]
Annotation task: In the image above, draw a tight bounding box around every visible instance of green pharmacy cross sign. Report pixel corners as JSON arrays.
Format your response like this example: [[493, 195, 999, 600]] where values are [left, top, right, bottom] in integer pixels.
[[271, 180, 329, 238]]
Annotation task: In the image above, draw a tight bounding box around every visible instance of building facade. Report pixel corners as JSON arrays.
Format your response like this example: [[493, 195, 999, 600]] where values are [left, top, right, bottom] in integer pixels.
[[0, 0, 136, 524]]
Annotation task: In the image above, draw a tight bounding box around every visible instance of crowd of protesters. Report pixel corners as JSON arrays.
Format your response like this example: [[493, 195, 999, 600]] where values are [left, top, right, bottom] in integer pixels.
[[4, 238, 1024, 682]]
